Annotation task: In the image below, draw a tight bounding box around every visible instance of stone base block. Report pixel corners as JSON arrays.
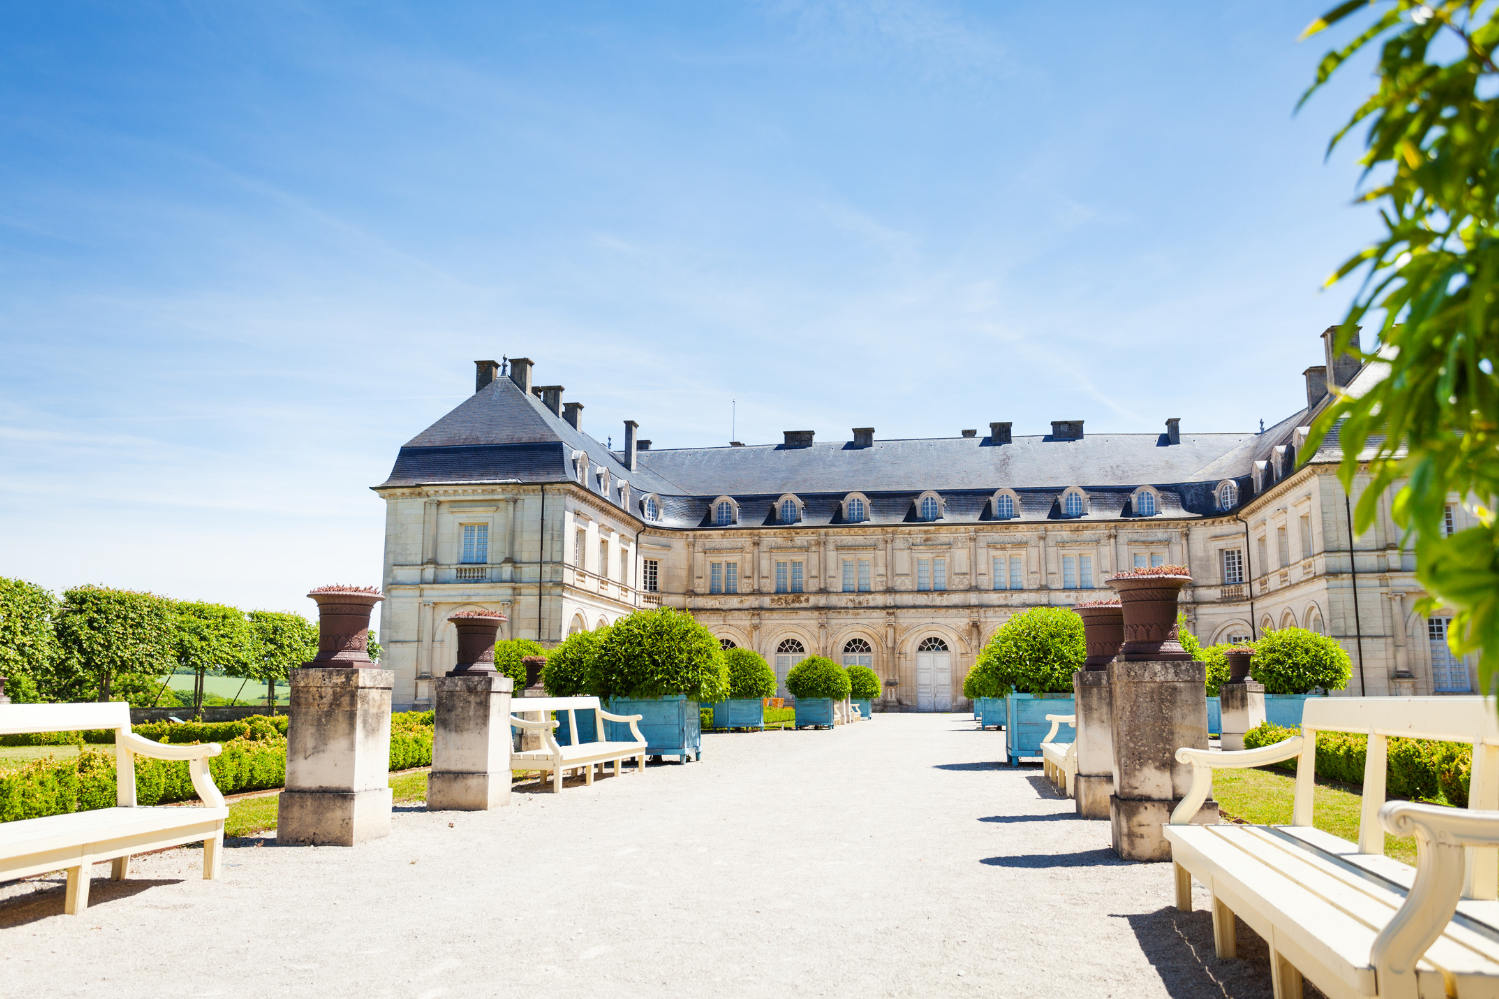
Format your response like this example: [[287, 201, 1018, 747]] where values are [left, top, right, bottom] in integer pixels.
[[1110, 795, 1220, 862], [428, 771, 510, 811], [1074, 774, 1113, 819], [276, 787, 393, 847]]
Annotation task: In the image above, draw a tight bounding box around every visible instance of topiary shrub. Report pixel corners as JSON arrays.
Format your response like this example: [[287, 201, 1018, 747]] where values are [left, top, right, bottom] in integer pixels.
[[1197, 644, 1237, 697], [543, 628, 609, 696], [972, 607, 1083, 695], [1250, 627, 1352, 694], [962, 662, 1009, 700], [723, 647, 777, 700], [493, 639, 546, 695], [785, 656, 852, 700], [846, 664, 881, 701], [587, 607, 728, 702]]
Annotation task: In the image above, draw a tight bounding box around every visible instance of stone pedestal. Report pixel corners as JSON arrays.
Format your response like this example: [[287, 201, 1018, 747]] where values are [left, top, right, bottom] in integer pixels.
[[277, 667, 394, 847], [1073, 670, 1114, 819], [1219, 679, 1266, 751], [430, 674, 514, 811], [1393, 672, 1417, 696], [1108, 660, 1219, 861]]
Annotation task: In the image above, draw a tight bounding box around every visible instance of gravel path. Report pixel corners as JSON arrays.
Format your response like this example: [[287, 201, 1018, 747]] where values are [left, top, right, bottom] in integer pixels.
[[0, 713, 1293, 998]]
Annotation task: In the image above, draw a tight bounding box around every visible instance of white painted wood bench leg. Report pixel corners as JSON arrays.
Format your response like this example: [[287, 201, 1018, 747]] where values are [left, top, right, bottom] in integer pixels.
[[1212, 897, 1237, 959], [1174, 862, 1192, 912], [203, 831, 223, 879], [585, 762, 595, 786], [1269, 942, 1303, 999], [64, 865, 90, 915], [553, 766, 563, 793], [110, 855, 130, 881]]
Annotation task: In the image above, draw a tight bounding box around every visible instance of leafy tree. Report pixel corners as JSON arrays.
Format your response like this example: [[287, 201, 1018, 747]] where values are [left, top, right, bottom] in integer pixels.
[[171, 601, 255, 714], [1301, 2, 1499, 689], [1251, 626, 1353, 694], [54, 586, 175, 703], [368, 630, 382, 663], [494, 639, 546, 694], [587, 608, 727, 702], [1173, 611, 1233, 693], [962, 662, 1009, 700], [0, 578, 63, 702], [973, 607, 1084, 695], [785, 656, 852, 700], [245, 611, 318, 711], [846, 664, 882, 701], [543, 628, 609, 696], [722, 647, 777, 700]]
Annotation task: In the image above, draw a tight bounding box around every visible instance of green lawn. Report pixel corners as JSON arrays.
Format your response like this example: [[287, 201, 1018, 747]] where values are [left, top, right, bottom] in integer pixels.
[[0, 744, 102, 772], [1213, 766, 1418, 866], [701, 705, 798, 732]]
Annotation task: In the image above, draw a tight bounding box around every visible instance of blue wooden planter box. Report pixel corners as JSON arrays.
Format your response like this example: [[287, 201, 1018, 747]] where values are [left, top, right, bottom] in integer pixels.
[[604, 694, 701, 761], [552, 708, 600, 746], [973, 697, 1005, 729], [795, 698, 835, 729], [1005, 693, 1075, 766], [711, 698, 765, 730], [853, 699, 872, 719], [1207, 696, 1221, 737], [1265, 693, 1315, 729]]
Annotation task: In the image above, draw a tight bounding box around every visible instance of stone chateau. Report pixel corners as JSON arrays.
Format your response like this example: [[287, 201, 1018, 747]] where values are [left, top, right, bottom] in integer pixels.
[[374, 332, 1478, 711]]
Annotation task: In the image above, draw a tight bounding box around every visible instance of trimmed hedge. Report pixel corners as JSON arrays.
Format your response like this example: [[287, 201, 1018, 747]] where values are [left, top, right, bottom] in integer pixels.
[[972, 607, 1082, 695], [962, 662, 1007, 700], [846, 665, 881, 701], [543, 628, 607, 696], [723, 648, 777, 701], [1244, 721, 1471, 805], [1251, 628, 1353, 694], [588, 607, 728, 701], [785, 656, 852, 700]]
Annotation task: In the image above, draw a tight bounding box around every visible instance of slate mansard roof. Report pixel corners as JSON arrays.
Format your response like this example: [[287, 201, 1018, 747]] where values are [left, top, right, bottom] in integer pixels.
[[376, 371, 1298, 529]]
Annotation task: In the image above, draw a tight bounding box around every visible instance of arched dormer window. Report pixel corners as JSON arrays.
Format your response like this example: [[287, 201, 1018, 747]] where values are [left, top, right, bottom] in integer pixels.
[[617, 481, 630, 510], [1215, 480, 1239, 511], [992, 489, 1020, 520], [1133, 487, 1159, 517], [1062, 488, 1088, 518], [595, 467, 611, 497], [777, 494, 803, 525], [842, 492, 870, 523], [641, 494, 661, 522], [916, 491, 944, 522], [571, 450, 588, 485], [712, 497, 738, 527]]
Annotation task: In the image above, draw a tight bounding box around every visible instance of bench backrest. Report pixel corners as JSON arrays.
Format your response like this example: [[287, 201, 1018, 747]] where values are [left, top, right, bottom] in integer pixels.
[[0, 702, 133, 737], [1301, 696, 1499, 744], [508, 696, 601, 714]]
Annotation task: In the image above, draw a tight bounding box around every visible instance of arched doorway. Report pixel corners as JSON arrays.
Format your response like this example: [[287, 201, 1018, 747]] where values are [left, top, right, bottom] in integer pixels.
[[774, 639, 804, 697], [915, 636, 952, 710]]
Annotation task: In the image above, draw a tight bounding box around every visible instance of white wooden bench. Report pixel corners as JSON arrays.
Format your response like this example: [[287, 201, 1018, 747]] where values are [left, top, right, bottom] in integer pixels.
[[1040, 714, 1077, 797], [509, 697, 647, 794], [1165, 696, 1499, 999], [0, 702, 227, 915]]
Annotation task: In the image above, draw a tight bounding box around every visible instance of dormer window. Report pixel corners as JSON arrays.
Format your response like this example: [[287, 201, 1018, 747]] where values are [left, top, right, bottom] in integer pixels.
[[713, 497, 738, 526], [596, 467, 610, 495], [1216, 481, 1239, 511], [643, 495, 660, 521], [992, 489, 1020, 520], [1133, 488, 1158, 517], [571, 450, 588, 485], [617, 481, 630, 509], [915, 491, 944, 522], [847, 498, 865, 522], [1062, 489, 1088, 518], [777, 494, 803, 525]]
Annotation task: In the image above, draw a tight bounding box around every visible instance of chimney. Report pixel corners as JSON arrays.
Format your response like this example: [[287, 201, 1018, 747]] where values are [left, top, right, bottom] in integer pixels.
[[1321, 326, 1362, 388], [783, 430, 814, 447], [852, 427, 874, 448], [536, 385, 564, 416], [989, 422, 1011, 445], [563, 401, 583, 430], [475, 360, 499, 393], [623, 420, 639, 471], [728, 441, 743, 447], [1165, 418, 1180, 445], [1304, 365, 1328, 410], [509, 357, 533, 394], [1050, 420, 1084, 440], [961, 429, 977, 438], [638, 439, 652, 450]]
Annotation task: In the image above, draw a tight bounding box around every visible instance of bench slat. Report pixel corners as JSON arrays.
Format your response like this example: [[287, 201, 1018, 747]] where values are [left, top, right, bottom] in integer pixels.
[[0, 702, 132, 736]]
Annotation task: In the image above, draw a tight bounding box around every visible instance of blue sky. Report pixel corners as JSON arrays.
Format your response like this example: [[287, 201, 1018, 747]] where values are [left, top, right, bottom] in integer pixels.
[[0, 1, 1380, 623]]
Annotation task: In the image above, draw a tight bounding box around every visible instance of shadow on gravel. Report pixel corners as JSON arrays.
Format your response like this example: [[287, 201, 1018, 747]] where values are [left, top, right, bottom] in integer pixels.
[[980, 848, 1128, 868], [1121, 906, 1309, 999], [0, 877, 183, 927], [978, 813, 1076, 823], [933, 762, 1027, 771], [1024, 774, 1067, 799]]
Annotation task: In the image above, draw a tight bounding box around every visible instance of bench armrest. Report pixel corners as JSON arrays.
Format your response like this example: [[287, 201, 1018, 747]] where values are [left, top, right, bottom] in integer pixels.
[[1169, 735, 1305, 825], [1373, 803, 1499, 997], [598, 711, 645, 745], [1042, 714, 1075, 745], [509, 715, 561, 756], [116, 732, 226, 809]]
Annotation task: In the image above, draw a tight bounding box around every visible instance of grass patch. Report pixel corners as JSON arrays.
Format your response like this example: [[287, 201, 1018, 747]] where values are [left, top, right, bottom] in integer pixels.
[[225, 794, 280, 838], [0, 744, 96, 772], [1213, 767, 1418, 865], [390, 770, 428, 803]]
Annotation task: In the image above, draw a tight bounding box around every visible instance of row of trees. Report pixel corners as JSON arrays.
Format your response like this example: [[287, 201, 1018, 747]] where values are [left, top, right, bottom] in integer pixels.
[[0, 578, 372, 708]]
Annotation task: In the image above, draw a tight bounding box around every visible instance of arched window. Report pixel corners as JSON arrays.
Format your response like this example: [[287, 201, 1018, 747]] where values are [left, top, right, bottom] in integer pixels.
[[644, 496, 660, 521], [1137, 491, 1156, 516], [776, 639, 805, 654], [995, 494, 1014, 520], [1217, 481, 1238, 511], [920, 496, 940, 521], [1064, 492, 1085, 517], [917, 636, 949, 652], [846, 497, 865, 523], [719, 638, 737, 650], [780, 499, 799, 524], [715, 501, 734, 526], [773, 638, 805, 696], [842, 637, 873, 671], [843, 638, 872, 654]]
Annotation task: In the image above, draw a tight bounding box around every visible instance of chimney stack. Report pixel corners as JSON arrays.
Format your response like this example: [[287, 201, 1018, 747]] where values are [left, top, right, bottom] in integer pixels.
[[475, 360, 499, 394], [563, 401, 583, 430], [509, 357, 533, 395], [852, 427, 874, 448], [536, 385, 564, 417], [1165, 418, 1180, 445], [1321, 326, 1362, 388], [624, 420, 639, 471], [1304, 365, 1328, 410], [961, 429, 977, 438], [638, 439, 652, 451], [1050, 420, 1084, 440], [989, 422, 1011, 445], [783, 430, 814, 447]]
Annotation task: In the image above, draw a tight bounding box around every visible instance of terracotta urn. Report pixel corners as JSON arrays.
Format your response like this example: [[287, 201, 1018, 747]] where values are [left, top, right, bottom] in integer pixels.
[[447, 610, 507, 676], [521, 655, 547, 693], [305, 585, 384, 668], [1073, 602, 1124, 670], [1105, 568, 1192, 662], [1225, 647, 1254, 683]]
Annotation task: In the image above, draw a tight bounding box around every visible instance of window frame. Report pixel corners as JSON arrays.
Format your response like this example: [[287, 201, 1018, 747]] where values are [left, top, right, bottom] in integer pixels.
[[842, 492, 871, 523], [711, 496, 738, 527], [460, 523, 490, 565], [915, 491, 944, 522], [1215, 480, 1239, 511], [642, 558, 660, 593], [1061, 488, 1088, 518], [1132, 487, 1159, 517], [992, 490, 1020, 520], [641, 494, 661, 522]]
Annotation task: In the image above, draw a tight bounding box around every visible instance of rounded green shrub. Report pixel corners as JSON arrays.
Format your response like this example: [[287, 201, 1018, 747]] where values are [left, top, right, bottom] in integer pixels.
[[587, 607, 728, 702], [846, 664, 881, 701], [1250, 627, 1352, 694], [785, 656, 852, 700], [1197, 645, 1236, 697], [543, 627, 609, 696], [962, 662, 1008, 700], [973, 607, 1083, 695], [493, 639, 546, 694], [723, 647, 777, 701]]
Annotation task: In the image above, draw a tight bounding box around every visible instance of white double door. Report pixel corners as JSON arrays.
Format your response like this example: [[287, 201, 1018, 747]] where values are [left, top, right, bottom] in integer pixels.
[[916, 651, 952, 710]]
